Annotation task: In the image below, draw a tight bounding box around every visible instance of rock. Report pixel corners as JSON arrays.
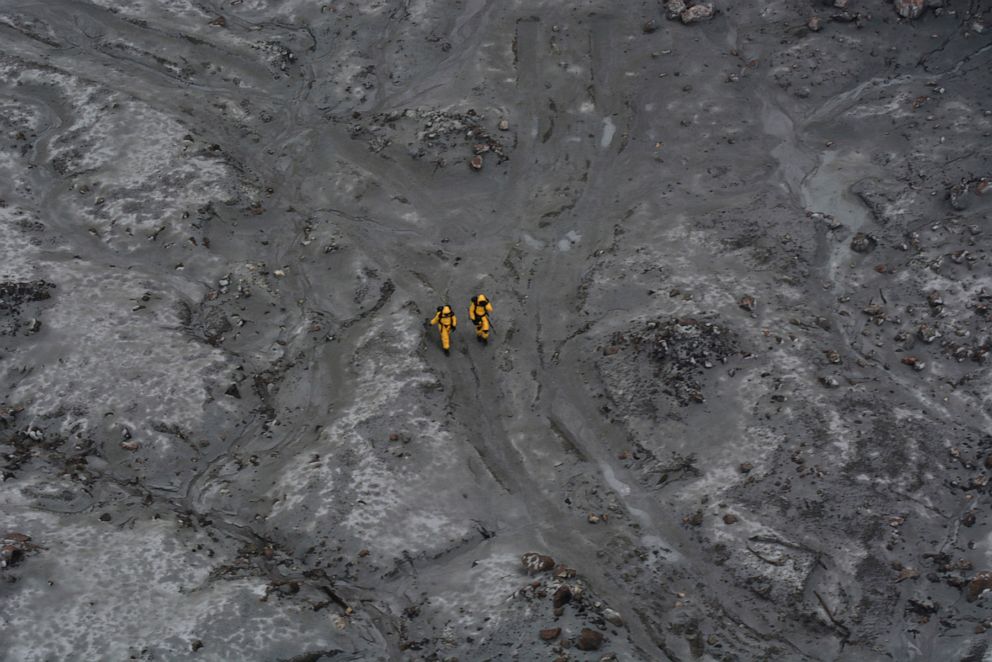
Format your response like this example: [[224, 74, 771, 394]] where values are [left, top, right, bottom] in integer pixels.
[[962, 511, 977, 527], [603, 607, 624, 626], [948, 183, 973, 210], [577, 628, 604, 651], [99, 512, 112, 522], [26, 318, 41, 333], [191, 639, 204, 652], [681, 4, 714, 24], [358, 549, 370, 557], [965, 571, 992, 602], [521, 552, 556, 573], [901, 356, 925, 371], [553, 584, 573, 608], [807, 16, 823, 31], [1, 544, 23, 568], [587, 513, 601, 524], [602, 345, 621, 356], [850, 233, 877, 253], [896, 567, 920, 582], [819, 375, 840, 388], [225, 383, 241, 398], [208, 15, 226, 27], [664, 0, 687, 19], [3, 532, 31, 543], [722, 513, 738, 525], [918, 324, 940, 344], [539, 627, 561, 641], [683, 510, 703, 526], [498, 119, 509, 131], [985, 454, 992, 470], [121, 440, 139, 451], [203, 307, 232, 345], [824, 350, 841, 364], [469, 155, 483, 170], [738, 294, 755, 312], [553, 564, 576, 579], [894, 0, 925, 19], [739, 462, 753, 473], [908, 597, 938, 615], [643, 19, 659, 33]]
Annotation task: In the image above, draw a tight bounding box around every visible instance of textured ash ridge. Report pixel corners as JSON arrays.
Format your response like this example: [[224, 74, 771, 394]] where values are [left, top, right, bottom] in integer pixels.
[[1, 1, 991, 661]]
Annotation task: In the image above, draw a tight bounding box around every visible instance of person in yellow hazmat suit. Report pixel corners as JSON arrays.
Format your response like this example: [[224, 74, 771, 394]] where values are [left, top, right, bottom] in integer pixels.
[[429, 304, 457, 355], [468, 294, 493, 344]]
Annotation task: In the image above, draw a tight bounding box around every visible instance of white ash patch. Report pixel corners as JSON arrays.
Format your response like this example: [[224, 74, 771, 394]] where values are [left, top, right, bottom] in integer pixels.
[[0, 509, 355, 661], [268, 311, 474, 557], [425, 552, 523, 632], [12, 261, 230, 448]]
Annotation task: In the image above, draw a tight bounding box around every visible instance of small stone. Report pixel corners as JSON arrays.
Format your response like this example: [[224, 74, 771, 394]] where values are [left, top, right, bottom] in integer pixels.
[[552, 585, 573, 608], [683, 510, 703, 526], [358, 549, 370, 557], [99, 512, 112, 522], [643, 19, 659, 33], [894, 0, 925, 19], [1, 544, 23, 568], [850, 233, 877, 253], [948, 183, 973, 210], [539, 627, 561, 641], [896, 567, 920, 582], [26, 318, 41, 333], [722, 513, 738, 525], [901, 356, 925, 371], [824, 350, 841, 364], [225, 383, 241, 398], [208, 15, 226, 27], [985, 454, 992, 470], [469, 155, 483, 170], [962, 511, 977, 527], [739, 462, 753, 473], [603, 607, 624, 626], [521, 552, 556, 573], [664, 0, 687, 19], [576, 628, 604, 651], [121, 440, 139, 451], [819, 375, 840, 388], [807, 16, 823, 31], [681, 3, 714, 24], [965, 571, 992, 602], [498, 119, 509, 131], [553, 564, 576, 579], [738, 295, 755, 312], [587, 513, 601, 524], [602, 345, 620, 356], [388, 432, 400, 442], [191, 639, 204, 652], [918, 324, 941, 344], [273, 269, 286, 278]]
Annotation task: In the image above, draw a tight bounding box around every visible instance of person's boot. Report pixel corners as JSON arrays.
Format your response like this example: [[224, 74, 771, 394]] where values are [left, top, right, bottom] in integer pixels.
[[444, 347, 450, 356]]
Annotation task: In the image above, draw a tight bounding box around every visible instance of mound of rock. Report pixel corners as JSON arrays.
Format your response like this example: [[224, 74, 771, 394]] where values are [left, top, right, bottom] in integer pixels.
[[606, 317, 737, 404]]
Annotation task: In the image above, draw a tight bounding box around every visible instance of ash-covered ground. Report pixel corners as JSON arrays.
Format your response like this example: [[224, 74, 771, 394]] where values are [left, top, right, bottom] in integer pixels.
[[1, 1, 991, 660]]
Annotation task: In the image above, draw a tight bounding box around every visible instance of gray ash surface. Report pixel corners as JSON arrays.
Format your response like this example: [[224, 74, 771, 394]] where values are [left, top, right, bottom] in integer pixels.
[[1, 1, 992, 661]]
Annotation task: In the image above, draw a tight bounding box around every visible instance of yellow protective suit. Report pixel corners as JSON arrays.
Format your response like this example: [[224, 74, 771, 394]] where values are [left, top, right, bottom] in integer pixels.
[[468, 294, 493, 343], [429, 305, 457, 354]]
